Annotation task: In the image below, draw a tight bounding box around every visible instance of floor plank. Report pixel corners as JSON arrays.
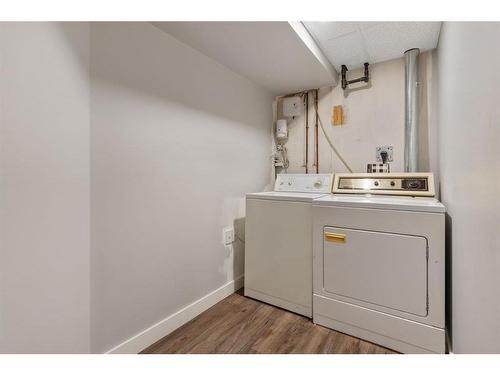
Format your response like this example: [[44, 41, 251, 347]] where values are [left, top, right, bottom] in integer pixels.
[[141, 290, 397, 354]]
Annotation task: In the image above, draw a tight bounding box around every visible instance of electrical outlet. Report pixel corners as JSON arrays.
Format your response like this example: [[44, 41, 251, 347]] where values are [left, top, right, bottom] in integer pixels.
[[376, 146, 394, 162], [222, 227, 235, 246]]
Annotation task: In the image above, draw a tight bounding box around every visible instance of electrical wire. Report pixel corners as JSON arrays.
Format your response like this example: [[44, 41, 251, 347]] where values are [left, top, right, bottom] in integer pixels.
[[282, 146, 289, 172], [312, 99, 353, 173]]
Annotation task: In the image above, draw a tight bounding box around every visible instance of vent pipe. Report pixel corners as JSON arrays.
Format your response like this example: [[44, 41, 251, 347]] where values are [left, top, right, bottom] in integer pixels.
[[404, 48, 420, 172]]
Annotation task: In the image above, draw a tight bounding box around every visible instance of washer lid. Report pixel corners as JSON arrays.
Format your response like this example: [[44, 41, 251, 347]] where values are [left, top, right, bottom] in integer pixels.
[[246, 191, 329, 203], [313, 194, 445, 213]]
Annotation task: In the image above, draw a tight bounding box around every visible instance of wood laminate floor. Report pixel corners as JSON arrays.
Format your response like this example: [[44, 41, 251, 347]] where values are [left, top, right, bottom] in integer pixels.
[[141, 289, 397, 354]]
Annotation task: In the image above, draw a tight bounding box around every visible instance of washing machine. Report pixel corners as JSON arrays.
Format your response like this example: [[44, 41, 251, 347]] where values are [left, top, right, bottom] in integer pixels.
[[245, 173, 333, 317], [312, 173, 446, 353]]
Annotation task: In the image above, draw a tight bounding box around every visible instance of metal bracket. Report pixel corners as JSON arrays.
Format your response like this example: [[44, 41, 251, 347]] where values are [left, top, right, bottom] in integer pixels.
[[341, 63, 370, 90]]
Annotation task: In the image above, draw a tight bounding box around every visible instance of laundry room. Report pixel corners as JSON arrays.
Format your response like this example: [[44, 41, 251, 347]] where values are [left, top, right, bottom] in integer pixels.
[[0, 1, 499, 373]]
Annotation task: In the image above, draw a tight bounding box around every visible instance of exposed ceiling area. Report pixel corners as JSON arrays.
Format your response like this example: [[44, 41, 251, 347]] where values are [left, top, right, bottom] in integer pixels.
[[152, 22, 337, 95], [303, 22, 442, 70]]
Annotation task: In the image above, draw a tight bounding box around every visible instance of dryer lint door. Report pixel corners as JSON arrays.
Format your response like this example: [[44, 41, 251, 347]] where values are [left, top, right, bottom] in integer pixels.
[[322, 227, 428, 317]]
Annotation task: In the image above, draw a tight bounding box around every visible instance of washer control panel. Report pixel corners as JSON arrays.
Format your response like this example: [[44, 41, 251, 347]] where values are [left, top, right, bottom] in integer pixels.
[[274, 174, 333, 193], [333, 173, 435, 197]]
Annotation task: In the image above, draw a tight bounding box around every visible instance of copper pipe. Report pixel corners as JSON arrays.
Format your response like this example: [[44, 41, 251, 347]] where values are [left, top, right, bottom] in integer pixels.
[[305, 93, 309, 174], [314, 89, 319, 173]]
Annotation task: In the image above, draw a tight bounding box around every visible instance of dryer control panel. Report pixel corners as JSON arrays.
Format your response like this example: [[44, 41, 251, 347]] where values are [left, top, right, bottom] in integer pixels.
[[274, 174, 333, 193], [333, 173, 435, 197]]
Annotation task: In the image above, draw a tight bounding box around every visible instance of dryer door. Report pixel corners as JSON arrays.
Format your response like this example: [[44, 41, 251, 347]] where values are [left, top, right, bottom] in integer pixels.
[[323, 227, 428, 317]]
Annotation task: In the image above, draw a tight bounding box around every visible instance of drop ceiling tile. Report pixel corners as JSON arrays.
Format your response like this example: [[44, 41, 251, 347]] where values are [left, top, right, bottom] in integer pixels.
[[304, 22, 358, 43], [305, 21, 441, 72], [322, 31, 369, 70], [360, 22, 441, 63]]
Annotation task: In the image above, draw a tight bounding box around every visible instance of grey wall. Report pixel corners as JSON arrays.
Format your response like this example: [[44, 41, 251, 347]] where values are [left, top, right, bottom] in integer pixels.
[[0, 21, 272, 354], [90, 23, 273, 353], [437, 22, 500, 353], [0, 23, 90, 353]]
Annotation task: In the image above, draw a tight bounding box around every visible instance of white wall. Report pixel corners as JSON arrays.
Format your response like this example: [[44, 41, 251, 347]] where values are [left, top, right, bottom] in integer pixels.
[[437, 22, 500, 353], [278, 52, 436, 175], [90, 23, 273, 353], [0, 23, 90, 353]]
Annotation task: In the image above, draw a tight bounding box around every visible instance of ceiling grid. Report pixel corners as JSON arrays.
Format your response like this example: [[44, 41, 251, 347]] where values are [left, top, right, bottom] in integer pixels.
[[303, 22, 442, 70]]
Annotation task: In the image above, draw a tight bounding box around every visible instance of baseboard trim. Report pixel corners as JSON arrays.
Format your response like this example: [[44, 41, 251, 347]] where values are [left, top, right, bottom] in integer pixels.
[[106, 276, 244, 354]]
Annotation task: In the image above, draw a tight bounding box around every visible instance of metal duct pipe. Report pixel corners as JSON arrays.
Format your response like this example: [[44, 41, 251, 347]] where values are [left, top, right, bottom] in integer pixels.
[[404, 48, 420, 172]]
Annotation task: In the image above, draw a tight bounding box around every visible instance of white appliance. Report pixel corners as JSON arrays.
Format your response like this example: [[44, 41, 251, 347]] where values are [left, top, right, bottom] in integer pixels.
[[276, 119, 288, 142], [245, 173, 333, 317], [312, 173, 446, 353]]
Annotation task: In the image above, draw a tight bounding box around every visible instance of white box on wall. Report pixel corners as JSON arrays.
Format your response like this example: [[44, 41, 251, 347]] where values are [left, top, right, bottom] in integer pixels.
[[282, 96, 303, 118]]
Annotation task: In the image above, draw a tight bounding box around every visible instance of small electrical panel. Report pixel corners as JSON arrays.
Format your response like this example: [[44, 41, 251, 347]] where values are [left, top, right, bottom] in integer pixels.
[[282, 96, 303, 118]]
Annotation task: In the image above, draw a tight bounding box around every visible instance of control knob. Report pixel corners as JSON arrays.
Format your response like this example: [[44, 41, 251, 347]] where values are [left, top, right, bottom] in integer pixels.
[[402, 179, 425, 190], [408, 181, 420, 189], [314, 180, 323, 188]]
